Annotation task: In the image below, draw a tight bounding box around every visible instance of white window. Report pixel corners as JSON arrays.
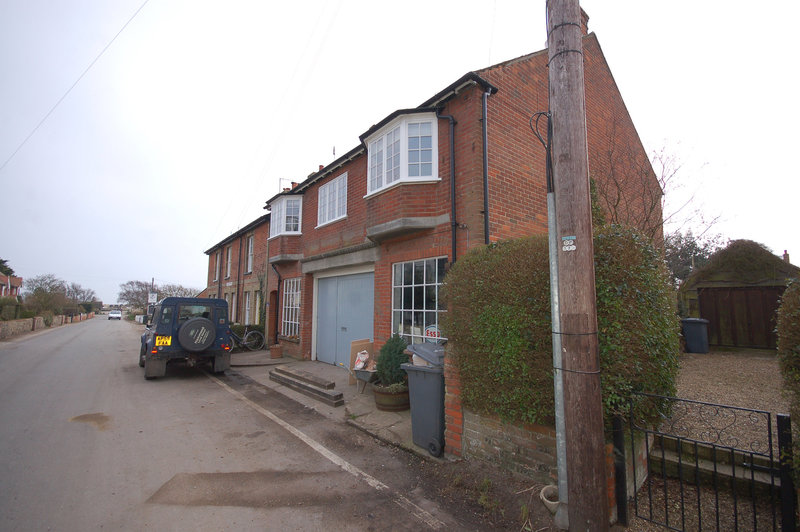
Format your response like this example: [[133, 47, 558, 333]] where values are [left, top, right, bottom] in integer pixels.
[[366, 113, 438, 195], [281, 278, 301, 337], [269, 196, 303, 238], [225, 246, 232, 278], [254, 290, 261, 325], [245, 235, 254, 273], [213, 251, 220, 281], [231, 293, 237, 323], [244, 291, 252, 324], [391, 257, 448, 345], [317, 172, 347, 227]]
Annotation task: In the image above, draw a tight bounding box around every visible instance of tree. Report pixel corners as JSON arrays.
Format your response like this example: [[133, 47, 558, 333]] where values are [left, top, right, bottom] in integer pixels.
[[590, 116, 720, 243], [66, 282, 97, 305], [664, 230, 723, 287], [0, 258, 14, 276], [159, 283, 200, 298], [23, 274, 67, 314], [118, 280, 152, 310]]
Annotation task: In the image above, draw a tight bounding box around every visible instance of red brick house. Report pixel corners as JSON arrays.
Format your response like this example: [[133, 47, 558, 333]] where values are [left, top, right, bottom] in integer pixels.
[[204, 214, 269, 326], [0, 274, 23, 298], [207, 19, 660, 459]]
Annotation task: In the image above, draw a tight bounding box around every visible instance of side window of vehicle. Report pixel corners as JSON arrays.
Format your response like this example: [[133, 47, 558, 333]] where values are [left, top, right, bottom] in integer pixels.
[[160, 306, 173, 326]]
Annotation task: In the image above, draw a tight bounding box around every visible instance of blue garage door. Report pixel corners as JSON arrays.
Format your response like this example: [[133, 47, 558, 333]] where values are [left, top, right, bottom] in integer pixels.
[[316, 272, 374, 366]]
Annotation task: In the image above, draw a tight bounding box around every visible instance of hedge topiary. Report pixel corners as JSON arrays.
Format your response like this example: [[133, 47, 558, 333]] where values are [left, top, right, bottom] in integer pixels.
[[777, 280, 800, 455], [440, 225, 680, 428]]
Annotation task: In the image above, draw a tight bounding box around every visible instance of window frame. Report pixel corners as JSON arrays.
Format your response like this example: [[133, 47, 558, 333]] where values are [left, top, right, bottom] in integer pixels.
[[317, 172, 348, 227], [269, 196, 303, 238], [245, 235, 254, 273], [281, 278, 301, 337], [391, 257, 448, 345], [225, 246, 232, 279], [213, 251, 220, 281], [365, 113, 439, 196]]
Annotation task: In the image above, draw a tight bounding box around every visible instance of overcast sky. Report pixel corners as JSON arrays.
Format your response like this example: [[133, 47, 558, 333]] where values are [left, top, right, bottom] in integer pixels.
[[2, 1, 798, 304]]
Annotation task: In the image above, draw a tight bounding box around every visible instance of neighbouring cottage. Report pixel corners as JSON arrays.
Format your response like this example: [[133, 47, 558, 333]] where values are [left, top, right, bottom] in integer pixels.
[[680, 240, 799, 349], [204, 214, 270, 327], [204, 14, 661, 465]]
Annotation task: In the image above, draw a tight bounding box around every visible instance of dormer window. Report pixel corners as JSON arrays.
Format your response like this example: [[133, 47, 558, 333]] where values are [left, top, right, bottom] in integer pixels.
[[269, 196, 302, 238], [365, 113, 438, 195]]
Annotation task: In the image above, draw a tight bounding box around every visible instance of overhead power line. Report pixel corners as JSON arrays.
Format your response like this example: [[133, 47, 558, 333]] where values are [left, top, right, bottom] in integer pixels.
[[0, 0, 150, 173]]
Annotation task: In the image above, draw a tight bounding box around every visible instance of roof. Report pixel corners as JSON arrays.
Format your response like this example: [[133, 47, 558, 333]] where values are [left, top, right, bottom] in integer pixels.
[[683, 239, 800, 289], [204, 214, 270, 255], [263, 71, 499, 209]]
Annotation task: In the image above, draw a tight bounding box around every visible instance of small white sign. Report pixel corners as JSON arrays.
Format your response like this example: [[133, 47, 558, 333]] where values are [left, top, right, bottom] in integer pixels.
[[147, 292, 158, 304], [561, 235, 577, 252]]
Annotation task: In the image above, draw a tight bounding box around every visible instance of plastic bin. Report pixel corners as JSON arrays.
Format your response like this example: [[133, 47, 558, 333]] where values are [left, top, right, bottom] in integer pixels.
[[402, 343, 446, 457], [681, 318, 709, 353]]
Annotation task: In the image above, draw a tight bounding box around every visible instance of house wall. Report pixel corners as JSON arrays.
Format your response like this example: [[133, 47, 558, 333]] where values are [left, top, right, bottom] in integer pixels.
[[205, 218, 269, 325], [232, 27, 660, 483]]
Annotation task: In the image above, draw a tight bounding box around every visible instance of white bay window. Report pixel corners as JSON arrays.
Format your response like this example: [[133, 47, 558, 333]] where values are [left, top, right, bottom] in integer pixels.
[[366, 113, 438, 195]]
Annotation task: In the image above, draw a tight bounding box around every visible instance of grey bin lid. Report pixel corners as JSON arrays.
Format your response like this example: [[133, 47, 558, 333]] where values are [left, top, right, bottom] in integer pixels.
[[405, 343, 445, 367]]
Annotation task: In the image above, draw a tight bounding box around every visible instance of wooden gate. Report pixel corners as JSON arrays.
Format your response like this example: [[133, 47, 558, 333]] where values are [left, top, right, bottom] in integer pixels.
[[698, 287, 784, 349]]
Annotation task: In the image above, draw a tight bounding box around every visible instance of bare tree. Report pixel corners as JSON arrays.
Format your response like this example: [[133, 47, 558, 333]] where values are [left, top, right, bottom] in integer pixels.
[[66, 282, 96, 304], [591, 118, 720, 242], [23, 274, 67, 314], [117, 280, 152, 311], [159, 283, 200, 298]]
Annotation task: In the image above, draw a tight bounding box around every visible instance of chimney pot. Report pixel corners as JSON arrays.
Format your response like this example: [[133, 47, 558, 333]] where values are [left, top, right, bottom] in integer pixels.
[[784, 250, 791, 263]]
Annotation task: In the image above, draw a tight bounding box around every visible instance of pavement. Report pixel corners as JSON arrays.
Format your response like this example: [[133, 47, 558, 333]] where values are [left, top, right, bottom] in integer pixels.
[[229, 350, 430, 459]]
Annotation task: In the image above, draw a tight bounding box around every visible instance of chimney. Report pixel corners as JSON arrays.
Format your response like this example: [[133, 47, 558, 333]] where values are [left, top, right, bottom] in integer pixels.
[[291, 181, 298, 189], [580, 8, 590, 35], [784, 250, 791, 263], [319, 165, 324, 171]]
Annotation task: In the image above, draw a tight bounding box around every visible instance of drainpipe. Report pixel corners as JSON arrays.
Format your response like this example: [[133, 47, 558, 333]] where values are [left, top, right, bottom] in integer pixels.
[[236, 235, 243, 323], [481, 90, 491, 245], [437, 110, 458, 262], [271, 263, 281, 345]]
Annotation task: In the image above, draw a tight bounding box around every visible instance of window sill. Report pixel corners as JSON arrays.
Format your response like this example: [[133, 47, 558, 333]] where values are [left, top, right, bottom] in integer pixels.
[[315, 215, 347, 230], [278, 335, 300, 344]]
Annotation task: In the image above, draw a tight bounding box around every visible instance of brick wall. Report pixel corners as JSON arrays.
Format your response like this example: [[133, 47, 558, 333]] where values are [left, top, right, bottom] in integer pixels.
[[462, 409, 558, 484]]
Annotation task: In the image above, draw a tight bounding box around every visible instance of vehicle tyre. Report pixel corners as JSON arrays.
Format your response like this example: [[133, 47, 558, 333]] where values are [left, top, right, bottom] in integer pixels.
[[177, 318, 215, 352], [139, 345, 145, 367], [243, 330, 265, 351]]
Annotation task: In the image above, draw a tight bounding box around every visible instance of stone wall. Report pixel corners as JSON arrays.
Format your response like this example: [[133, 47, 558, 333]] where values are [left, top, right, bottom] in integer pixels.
[[0, 313, 93, 340]]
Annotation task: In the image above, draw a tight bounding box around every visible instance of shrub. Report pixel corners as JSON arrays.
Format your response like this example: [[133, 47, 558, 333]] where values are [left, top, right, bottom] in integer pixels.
[[441, 225, 680, 428], [376, 334, 410, 387], [777, 280, 800, 468]]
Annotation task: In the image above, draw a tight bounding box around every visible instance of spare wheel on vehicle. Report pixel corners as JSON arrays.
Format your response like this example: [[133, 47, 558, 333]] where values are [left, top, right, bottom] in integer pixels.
[[177, 317, 215, 352]]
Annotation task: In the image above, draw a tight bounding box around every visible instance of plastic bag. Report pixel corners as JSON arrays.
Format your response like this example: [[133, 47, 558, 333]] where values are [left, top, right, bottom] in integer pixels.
[[354, 350, 369, 370]]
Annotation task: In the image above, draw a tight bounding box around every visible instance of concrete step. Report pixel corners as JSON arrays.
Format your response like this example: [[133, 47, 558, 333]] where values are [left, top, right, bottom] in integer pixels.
[[650, 436, 781, 496], [269, 366, 343, 407], [272, 365, 336, 389]]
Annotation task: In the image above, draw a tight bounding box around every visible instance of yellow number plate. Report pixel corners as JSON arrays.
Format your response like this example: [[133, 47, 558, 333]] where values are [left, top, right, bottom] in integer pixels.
[[155, 336, 172, 346]]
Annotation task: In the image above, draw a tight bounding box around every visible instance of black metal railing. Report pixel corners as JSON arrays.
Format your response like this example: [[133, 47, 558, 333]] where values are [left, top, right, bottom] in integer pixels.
[[618, 392, 796, 531]]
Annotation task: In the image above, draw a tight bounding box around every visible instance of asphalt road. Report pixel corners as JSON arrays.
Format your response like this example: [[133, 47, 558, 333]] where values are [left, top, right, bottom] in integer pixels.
[[0, 318, 465, 531]]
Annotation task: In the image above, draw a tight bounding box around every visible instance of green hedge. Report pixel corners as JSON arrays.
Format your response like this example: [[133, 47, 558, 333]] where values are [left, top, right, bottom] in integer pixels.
[[441, 225, 680, 428], [777, 280, 800, 466]]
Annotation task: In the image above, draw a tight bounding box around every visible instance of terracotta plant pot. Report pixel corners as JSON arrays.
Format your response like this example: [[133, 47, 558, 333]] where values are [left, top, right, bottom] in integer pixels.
[[373, 386, 410, 412], [270, 344, 282, 359]]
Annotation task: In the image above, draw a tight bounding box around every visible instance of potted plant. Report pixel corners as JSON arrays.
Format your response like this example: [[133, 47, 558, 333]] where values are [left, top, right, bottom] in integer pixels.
[[373, 334, 410, 411]]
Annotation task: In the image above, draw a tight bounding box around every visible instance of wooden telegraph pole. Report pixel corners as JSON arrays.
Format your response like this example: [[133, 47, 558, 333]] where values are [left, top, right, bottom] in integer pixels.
[[545, 0, 609, 529]]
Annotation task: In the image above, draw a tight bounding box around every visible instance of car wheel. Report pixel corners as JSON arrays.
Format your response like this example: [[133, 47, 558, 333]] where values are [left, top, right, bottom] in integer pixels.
[[139, 345, 146, 368], [177, 317, 216, 352]]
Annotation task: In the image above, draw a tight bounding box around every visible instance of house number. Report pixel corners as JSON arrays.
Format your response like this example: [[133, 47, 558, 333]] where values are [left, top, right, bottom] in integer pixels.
[[561, 236, 577, 252]]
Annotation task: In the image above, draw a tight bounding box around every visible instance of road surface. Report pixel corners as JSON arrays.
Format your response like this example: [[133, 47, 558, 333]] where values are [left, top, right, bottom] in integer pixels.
[[0, 318, 468, 531]]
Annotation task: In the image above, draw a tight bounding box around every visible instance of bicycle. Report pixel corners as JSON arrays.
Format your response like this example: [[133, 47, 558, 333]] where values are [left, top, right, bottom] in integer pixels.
[[228, 325, 265, 351]]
